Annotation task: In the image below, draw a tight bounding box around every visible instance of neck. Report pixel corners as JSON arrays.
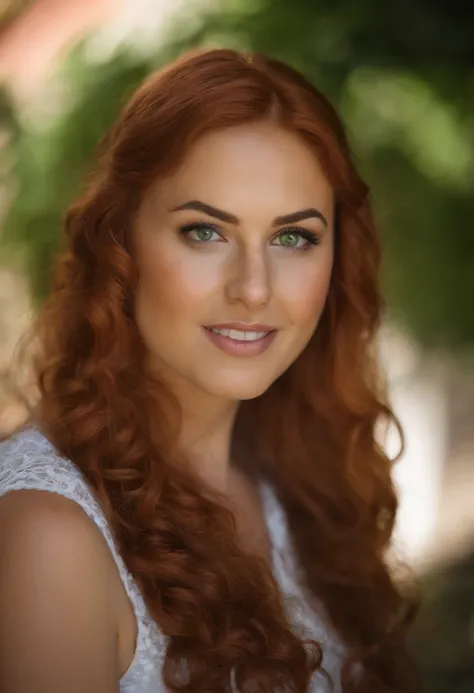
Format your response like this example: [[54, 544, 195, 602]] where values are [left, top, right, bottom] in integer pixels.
[[163, 374, 240, 493]]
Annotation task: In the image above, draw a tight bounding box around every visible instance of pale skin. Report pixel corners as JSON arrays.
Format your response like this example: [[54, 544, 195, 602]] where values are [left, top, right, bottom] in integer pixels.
[[0, 122, 335, 691]]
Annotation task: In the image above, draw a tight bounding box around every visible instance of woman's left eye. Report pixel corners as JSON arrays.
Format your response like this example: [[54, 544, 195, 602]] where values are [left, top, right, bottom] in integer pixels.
[[272, 228, 320, 250]]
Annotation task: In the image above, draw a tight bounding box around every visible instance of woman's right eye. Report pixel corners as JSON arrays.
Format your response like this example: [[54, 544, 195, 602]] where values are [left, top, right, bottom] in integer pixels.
[[179, 223, 223, 243]]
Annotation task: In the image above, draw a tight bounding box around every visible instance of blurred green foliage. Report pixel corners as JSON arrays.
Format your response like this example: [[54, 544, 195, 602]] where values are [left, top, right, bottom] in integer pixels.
[[0, 0, 473, 351]]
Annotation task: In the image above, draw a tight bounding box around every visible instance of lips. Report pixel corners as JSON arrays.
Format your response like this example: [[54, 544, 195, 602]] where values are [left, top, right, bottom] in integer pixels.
[[202, 323, 277, 357]]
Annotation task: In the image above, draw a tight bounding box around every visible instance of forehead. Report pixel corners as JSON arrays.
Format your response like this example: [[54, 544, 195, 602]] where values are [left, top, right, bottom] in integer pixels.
[[149, 123, 334, 218]]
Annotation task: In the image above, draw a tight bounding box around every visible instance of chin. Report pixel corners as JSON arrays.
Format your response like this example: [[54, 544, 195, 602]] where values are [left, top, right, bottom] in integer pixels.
[[202, 373, 274, 402]]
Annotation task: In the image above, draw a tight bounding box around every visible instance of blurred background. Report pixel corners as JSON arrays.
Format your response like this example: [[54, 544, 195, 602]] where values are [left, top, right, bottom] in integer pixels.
[[0, 0, 472, 689]]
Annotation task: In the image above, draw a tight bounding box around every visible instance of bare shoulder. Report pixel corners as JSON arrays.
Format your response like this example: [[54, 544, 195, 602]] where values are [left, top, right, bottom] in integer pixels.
[[0, 490, 120, 693], [0, 488, 115, 572]]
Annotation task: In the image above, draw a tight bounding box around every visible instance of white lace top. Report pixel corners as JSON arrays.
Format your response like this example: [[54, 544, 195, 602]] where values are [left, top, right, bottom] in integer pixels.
[[0, 426, 345, 692]]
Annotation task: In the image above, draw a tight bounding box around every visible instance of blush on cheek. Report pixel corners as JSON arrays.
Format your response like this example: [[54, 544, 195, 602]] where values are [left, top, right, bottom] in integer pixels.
[[286, 274, 332, 327], [139, 251, 192, 312]]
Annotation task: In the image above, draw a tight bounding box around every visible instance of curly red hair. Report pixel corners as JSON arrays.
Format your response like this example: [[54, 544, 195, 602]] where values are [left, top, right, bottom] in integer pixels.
[[30, 48, 417, 692]]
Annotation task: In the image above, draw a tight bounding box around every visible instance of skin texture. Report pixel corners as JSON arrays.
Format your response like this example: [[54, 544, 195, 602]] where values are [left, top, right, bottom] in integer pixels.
[[135, 122, 334, 402], [133, 122, 334, 487]]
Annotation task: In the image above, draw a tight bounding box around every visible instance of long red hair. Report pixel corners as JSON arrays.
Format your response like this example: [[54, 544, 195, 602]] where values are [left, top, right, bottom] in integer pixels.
[[31, 48, 417, 692]]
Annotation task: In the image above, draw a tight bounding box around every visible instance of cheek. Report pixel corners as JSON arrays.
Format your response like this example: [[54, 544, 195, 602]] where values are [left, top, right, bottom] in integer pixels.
[[135, 244, 221, 318], [276, 256, 333, 327]]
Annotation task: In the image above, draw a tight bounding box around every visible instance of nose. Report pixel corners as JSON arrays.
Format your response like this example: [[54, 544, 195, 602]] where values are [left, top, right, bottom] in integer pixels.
[[225, 245, 272, 309]]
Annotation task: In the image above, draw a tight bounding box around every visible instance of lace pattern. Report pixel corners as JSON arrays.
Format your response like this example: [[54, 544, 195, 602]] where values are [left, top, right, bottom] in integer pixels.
[[260, 482, 345, 692], [0, 427, 344, 692]]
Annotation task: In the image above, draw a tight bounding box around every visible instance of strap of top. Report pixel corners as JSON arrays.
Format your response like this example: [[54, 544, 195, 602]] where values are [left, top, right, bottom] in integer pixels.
[[0, 426, 136, 598]]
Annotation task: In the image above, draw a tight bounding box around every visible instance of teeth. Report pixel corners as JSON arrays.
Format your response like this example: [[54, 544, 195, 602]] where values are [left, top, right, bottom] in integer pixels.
[[210, 328, 269, 341]]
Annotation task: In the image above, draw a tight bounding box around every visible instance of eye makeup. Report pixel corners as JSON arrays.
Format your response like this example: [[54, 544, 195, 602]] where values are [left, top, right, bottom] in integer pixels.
[[178, 221, 322, 251]]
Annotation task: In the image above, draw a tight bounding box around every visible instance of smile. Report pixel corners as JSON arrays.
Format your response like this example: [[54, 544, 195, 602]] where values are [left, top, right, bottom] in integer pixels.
[[203, 324, 277, 357], [208, 327, 269, 341]]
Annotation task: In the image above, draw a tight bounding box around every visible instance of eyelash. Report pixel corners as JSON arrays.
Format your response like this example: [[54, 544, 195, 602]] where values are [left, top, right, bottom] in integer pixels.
[[178, 221, 321, 251]]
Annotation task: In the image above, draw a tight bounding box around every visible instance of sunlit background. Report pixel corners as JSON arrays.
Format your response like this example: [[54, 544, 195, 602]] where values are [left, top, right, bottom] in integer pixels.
[[0, 1, 472, 690]]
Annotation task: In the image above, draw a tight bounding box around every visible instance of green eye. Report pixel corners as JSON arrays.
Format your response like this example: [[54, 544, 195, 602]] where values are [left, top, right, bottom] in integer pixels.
[[277, 232, 301, 247], [272, 228, 320, 250], [194, 227, 215, 242], [179, 223, 222, 243]]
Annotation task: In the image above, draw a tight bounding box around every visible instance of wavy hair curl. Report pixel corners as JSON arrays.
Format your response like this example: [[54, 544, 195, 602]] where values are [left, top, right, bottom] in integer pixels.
[[31, 48, 417, 692]]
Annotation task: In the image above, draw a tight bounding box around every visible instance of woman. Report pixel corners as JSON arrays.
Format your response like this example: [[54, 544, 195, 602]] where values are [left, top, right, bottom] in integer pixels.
[[0, 48, 416, 692]]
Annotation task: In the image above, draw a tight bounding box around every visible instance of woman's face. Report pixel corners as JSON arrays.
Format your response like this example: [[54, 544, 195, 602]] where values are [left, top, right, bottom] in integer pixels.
[[133, 122, 334, 402]]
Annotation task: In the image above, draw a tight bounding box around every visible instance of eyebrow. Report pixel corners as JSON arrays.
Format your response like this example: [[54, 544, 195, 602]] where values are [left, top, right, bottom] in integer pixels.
[[170, 200, 328, 228]]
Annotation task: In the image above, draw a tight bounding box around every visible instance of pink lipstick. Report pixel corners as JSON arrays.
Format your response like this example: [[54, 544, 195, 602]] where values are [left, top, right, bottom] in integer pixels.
[[202, 323, 277, 357]]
